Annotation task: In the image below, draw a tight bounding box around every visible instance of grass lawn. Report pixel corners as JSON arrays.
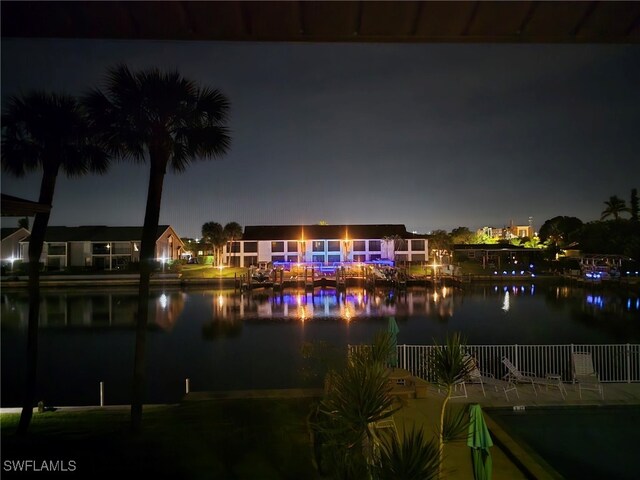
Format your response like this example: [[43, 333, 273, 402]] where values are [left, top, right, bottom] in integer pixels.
[[179, 265, 248, 280], [1, 398, 319, 479]]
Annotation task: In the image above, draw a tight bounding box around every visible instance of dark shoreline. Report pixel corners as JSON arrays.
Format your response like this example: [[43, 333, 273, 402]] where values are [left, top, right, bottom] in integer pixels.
[[1, 274, 637, 294]]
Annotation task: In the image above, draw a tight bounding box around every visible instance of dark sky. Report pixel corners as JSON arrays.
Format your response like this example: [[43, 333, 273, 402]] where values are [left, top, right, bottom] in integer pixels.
[[2, 38, 639, 238]]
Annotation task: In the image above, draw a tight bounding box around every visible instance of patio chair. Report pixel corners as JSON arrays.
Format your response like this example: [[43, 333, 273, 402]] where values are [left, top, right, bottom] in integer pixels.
[[371, 407, 399, 440], [465, 355, 519, 401], [501, 356, 549, 396], [571, 352, 604, 399]]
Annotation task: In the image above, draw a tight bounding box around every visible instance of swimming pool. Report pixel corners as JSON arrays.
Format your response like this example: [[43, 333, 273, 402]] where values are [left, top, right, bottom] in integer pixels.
[[487, 405, 640, 480]]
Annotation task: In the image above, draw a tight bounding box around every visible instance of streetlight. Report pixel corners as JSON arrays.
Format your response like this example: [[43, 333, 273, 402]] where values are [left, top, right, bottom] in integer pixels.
[[106, 243, 112, 270]]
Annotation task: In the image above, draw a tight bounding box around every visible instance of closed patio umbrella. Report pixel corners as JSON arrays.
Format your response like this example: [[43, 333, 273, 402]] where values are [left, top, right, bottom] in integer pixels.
[[387, 316, 399, 368], [468, 403, 493, 480]]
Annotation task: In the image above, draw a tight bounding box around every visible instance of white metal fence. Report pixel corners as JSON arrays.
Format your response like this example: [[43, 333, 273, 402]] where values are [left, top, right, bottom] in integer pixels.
[[349, 344, 640, 383]]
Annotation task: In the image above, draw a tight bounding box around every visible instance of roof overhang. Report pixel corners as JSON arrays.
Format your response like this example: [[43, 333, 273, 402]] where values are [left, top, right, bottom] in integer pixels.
[[2, 1, 639, 44], [1, 194, 51, 217]]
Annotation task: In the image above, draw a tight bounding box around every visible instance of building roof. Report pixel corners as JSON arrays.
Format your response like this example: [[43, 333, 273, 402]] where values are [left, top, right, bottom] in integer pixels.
[[22, 225, 174, 243], [2, 1, 638, 44], [242, 224, 413, 241], [1, 227, 30, 240], [454, 244, 527, 251]]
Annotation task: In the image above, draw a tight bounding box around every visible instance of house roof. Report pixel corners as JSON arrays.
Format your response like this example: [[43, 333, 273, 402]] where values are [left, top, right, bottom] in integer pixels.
[[1, 227, 30, 240], [22, 225, 174, 243], [242, 224, 413, 241]]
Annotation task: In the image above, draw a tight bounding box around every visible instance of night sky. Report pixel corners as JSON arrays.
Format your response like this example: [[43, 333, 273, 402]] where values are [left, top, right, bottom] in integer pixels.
[[2, 38, 639, 238]]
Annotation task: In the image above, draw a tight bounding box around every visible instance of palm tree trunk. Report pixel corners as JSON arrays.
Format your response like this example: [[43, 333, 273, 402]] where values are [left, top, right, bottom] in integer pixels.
[[16, 169, 57, 436], [438, 387, 452, 479], [131, 160, 166, 434]]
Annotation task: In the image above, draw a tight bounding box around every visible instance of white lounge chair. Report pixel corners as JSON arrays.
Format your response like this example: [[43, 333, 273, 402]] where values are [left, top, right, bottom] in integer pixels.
[[501, 356, 550, 396], [572, 352, 604, 399], [466, 356, 519, 401]]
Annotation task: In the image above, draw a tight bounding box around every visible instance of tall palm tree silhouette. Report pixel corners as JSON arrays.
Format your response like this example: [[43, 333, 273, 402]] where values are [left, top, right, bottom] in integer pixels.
[[84, 65, 231, 432], [202, 221, 225, 266], [223, 221, 243, 266], [601, 195, 629, 220], [1, 91, 108, 435]]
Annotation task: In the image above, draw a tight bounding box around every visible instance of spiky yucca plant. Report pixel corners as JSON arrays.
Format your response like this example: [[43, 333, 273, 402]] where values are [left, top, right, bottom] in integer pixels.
[[373, 426, 439, 480], [312, 331, 399, 477]]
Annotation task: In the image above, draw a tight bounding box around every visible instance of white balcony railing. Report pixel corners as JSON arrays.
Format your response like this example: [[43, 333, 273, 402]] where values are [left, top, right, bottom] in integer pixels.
[[348, 344, 640, 383]]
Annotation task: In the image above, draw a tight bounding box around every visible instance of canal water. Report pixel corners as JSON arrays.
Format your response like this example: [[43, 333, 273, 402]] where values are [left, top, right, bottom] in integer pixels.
[[1, 282, 638, 407]]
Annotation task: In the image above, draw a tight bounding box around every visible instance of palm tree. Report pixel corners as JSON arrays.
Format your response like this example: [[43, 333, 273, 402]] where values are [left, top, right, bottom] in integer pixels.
[[311, 331, 399, 477], [223, 221, 242, 266], [383, 234, 405, 262], [84, 64, 231, 432], [202, 221, 224, 265], [523, 236, 542, 249], [601, 195, 629, 220], [428, 230, 451, 265], [630, 188, 639, 223], [1, 91, 108, 435], [373, 427, 439, 480], [428, 332, 473, 479]]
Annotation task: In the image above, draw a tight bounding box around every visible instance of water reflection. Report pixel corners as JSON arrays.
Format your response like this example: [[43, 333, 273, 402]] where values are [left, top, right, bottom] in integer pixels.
[[208, 287, 457, 321], [502, 291, 510, 312], [0, 290, 185, 331], [547, 285, 640, 316], [2, 283, 639, 407], [1, 284, 637, 333]]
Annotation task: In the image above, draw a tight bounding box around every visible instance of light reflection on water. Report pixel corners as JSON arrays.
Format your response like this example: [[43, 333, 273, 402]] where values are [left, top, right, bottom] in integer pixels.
[[1, 284, 638, 407], [213, 288, 455, 321]]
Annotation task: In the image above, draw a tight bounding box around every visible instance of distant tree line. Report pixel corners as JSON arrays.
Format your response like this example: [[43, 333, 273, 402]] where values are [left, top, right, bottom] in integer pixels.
[[442, 188, 639, 262]]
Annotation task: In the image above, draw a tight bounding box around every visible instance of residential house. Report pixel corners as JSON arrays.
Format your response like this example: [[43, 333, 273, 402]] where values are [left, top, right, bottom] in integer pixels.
[[19, 225, 184, 270], [1, 227, 30, 270], [224, 224, 428, 268]]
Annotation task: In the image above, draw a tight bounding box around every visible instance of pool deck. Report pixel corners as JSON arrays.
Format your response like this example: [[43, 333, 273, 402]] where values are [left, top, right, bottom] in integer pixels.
[[184, 382, 640, 479], [392, 382, 640, 480]]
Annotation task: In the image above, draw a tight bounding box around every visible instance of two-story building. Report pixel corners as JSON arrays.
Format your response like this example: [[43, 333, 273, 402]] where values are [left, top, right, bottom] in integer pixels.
[[19, 225, 184, 270], [223, 224, 428, 268]]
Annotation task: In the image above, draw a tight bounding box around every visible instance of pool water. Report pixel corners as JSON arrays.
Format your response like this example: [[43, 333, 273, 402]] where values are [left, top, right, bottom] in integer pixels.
[[488, 406, 640, 480]]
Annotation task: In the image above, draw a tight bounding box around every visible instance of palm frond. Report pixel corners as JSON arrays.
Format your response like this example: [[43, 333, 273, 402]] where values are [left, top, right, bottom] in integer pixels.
[[428, 332, 473, 387], [84, 64, 231, 172], [2, 90, 109, 179]]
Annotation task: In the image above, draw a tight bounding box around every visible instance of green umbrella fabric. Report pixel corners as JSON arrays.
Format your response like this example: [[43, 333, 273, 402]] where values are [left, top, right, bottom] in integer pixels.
[[468, 403, 493, 480], [387, 316, 399, 367]]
